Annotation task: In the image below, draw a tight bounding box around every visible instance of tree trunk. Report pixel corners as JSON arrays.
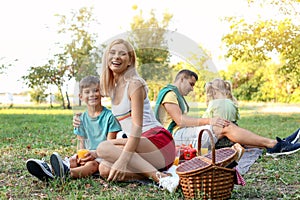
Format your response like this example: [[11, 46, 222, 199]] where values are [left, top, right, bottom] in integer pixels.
[[58, 86, 66, 109], [79, 84, 82, 106], [49, 93, 53, 108], [66, 91, 71, 109]]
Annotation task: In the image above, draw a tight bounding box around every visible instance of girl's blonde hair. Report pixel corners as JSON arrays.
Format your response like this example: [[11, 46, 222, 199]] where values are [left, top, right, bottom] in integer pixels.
[[100, 39, 145, 97], [205, 78, 238, 106]]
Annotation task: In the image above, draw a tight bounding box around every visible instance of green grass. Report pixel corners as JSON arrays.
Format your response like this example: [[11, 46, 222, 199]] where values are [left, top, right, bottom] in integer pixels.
[[0, 104, 299, 199]]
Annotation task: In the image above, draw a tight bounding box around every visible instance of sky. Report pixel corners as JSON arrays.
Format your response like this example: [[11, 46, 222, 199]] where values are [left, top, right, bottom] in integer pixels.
[[0, 0, 253, 94]]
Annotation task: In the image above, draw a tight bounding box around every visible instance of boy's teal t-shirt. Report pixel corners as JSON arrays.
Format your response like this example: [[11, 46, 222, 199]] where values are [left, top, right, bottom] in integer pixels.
[[74, 106, 122, 150]]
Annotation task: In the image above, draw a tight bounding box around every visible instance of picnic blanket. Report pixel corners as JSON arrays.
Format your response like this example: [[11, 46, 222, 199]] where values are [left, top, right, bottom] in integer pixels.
[[236, 147, 263, 175]]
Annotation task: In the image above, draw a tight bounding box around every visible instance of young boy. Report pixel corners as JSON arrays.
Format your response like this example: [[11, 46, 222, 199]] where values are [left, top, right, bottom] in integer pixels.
[[26, 75, 122, 181]]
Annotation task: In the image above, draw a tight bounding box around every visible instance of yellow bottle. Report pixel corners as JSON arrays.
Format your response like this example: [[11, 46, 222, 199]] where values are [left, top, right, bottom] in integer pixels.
[[200, 148, 208, 155], [173, 157, 180, 166]]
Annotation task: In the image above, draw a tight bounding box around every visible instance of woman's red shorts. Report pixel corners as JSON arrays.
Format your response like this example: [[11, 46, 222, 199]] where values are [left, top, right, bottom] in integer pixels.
[[142, 126, 175, 171]]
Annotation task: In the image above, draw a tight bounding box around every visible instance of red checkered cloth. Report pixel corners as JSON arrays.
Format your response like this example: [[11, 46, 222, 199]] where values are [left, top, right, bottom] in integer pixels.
[[234, 167, 246, 186]]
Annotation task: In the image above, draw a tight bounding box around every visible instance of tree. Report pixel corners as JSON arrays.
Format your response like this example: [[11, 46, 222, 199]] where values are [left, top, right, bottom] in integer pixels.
[[128, 7, 219, 102], [220, 61, 265, 101], [29, 87, 47, 104], [129, 9, 173, 100], [130, 9, 173, 81], [55, 7, 102, 106], [22, 7, 101, 108], [171, 49, 218, 102], [221, 0, 300, 102], [22, 58, 68, 108], [55, 7, 101, 82]]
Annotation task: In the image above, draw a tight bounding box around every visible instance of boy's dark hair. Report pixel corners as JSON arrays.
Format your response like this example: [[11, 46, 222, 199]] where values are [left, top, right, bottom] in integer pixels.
[[79, 76, 100, 93], [175, 69, 198, 81]]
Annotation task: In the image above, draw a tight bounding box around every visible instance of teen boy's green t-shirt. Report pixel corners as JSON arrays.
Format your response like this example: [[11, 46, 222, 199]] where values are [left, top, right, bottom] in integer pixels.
[[74, 106, 122, 150]]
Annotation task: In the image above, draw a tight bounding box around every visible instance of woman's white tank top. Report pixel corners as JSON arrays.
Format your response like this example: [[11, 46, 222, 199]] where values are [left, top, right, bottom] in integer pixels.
[[112, 81, 161, 136]]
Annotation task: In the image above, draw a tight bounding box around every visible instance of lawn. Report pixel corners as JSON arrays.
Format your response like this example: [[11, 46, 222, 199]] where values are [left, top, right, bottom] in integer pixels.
[[0, 103, 299, 199]]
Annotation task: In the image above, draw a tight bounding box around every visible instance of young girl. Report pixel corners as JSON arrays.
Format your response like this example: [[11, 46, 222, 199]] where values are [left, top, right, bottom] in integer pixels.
[[203, 78, 240, 148], [203, 78, 240, 125]]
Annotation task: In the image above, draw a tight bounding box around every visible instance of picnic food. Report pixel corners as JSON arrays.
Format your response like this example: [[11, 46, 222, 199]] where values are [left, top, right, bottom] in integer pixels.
[[183, 144, 197, 160], [175, 144, 197, 164], [77, 149, 89, 159]]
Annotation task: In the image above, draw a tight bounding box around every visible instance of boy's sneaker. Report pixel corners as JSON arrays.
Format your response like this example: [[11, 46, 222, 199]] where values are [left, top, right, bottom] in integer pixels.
[[26, 159, 54, 182], [156, 166, 179, 193], [266, 137, 300, 157], [50, 152, 70, 180], [283, 128, 300, 144]]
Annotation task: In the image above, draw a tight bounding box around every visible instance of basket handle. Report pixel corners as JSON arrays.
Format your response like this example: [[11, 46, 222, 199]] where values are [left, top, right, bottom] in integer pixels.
[[197, 129, 216, 164]]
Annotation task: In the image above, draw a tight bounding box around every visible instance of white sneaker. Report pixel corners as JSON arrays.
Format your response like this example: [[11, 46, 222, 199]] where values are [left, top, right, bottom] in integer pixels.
[[157, 170, 179, 193]]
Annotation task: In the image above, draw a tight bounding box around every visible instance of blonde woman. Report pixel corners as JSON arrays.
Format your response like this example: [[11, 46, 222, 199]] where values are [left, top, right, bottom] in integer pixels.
[[74, 39, 178, 193]]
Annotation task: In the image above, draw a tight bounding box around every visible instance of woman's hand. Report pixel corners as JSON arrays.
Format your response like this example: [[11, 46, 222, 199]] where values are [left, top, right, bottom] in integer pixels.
[[73, 113, 82, 128], [107, 157, 128, 181], [107, 150, 133, 182], [210, 117, 230, 127]]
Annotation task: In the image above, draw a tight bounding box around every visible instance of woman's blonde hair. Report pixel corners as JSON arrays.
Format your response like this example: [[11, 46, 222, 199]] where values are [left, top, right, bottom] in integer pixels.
[[205, 78, 238, 106], [101, 39, 145, 97]]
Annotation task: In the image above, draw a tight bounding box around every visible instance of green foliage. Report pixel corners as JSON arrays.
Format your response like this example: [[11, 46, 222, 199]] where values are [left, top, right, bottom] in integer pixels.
[[22, 61, 65, 89], [129, 9, 173, 100], [21, 61, 67, 108], [29, 87, 47, 104], [22, 7, 101, 108], [222, 1, 300, 102], [130, 10, 172, 81], [129, 9, 219, 102], [221, 61, 262, 101], [221, 59, 299, 102], [223, 18, 300, 85], [55, 7, 101, 81]]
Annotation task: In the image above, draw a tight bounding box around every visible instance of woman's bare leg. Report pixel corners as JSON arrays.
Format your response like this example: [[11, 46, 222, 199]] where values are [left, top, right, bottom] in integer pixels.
[[96, 138, 173, 183]]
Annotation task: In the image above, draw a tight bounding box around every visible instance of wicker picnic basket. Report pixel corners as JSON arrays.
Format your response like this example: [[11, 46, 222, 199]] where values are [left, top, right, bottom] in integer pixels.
[[176, 129, 237, 200]]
